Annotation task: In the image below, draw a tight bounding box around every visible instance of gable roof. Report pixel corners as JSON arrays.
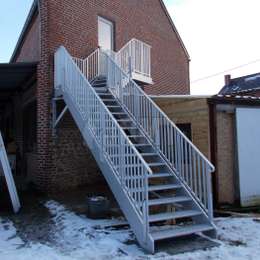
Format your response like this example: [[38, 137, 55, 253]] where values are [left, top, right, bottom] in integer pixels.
[[159, 0, 190, 60], [219, 72, 260, 95], [10, 0, 190, 63], [10, 0, 38, 62]]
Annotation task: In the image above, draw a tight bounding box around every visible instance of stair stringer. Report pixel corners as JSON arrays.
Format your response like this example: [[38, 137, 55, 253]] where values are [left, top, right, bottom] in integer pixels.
[[60, 90, 155, 253]]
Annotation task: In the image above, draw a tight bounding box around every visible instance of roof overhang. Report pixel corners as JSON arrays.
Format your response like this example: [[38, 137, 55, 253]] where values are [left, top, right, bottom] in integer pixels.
[[0, 62, 37, 93], [208, 94, 260, 106]]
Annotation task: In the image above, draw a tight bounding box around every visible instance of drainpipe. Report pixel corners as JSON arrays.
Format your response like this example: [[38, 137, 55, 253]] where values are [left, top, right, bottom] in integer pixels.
[[208, 99, 218, 208]]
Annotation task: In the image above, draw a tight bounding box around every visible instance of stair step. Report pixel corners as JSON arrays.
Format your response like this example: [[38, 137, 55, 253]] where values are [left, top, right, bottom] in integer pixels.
[[94, 88, 107, 92], [97, 93, 112, 96], [107, 105, 121, 108], [101, 99, 116, 102], [134, 143, 151, 147], [93, 85, 107, 92], [141, 152, 158, 156], [148, 184, 182, 192], [148, 173, 172, 178], [149, 210, 201, 223], [148, 196, 191, 206], [122, 126, 138, 130], [117, 119, 132, 122], [151, 224, 214, 241], [128, 135, 144, 138], [112, 112, 127, 115], [148, 162, 166, 167], [93, 82, 106, 86]]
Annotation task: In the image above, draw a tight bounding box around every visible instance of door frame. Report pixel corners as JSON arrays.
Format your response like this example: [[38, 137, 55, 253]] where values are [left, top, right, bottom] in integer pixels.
[[98, 16, 114, 51]]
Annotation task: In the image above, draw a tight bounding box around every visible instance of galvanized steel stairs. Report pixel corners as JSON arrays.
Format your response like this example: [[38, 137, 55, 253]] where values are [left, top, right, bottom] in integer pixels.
[[54, 46, 216, 254], [91, 77, 216, 246]]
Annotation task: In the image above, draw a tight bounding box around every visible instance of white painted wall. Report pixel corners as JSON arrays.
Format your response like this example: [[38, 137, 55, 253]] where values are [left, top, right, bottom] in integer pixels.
[[236, 108, 260, 207]]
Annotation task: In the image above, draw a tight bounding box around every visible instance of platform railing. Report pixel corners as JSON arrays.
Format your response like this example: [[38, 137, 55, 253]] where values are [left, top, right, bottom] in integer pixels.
[[115, 38, 151, 79]]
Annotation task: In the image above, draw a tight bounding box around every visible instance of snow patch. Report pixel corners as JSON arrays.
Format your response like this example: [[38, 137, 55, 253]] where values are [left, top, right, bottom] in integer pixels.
[[0, 200, 260, 259]]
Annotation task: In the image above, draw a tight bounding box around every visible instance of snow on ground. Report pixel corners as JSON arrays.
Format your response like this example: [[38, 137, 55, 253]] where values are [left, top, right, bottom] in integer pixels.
[[0, 200, 260, 260]]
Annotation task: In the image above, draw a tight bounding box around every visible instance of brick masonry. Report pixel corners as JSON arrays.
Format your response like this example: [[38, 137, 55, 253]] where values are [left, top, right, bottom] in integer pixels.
[[153, 97, 211, 159], [12, 0, 190, 191], [215, 111, 236, 205]]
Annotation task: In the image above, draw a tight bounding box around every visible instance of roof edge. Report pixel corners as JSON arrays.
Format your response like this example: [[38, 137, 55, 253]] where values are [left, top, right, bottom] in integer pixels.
[[208, 94, 260, 105], [0, 62, 38, 68], [159, 0, 190, 61], [150, 94, 211, 99], [10, 0, 38, 63]]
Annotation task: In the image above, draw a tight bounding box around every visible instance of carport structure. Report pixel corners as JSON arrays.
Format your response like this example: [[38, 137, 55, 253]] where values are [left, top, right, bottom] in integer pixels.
[[0, 62, 37, 187]]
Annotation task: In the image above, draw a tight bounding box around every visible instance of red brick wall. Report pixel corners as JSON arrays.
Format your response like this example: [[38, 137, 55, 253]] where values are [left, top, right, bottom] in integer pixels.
[[15, 14, 40, 62], [47, 0, 190, 95], [52, 108, 105, 190]]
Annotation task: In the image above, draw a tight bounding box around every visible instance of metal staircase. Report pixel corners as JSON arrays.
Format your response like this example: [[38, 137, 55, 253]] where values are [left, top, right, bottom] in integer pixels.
[[54, 42, 216, 253]]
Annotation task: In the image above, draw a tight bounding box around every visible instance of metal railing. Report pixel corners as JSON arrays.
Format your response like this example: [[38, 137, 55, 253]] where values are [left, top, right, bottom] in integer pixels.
[[55, 46, 151, 237], [115, 38, 151, 78], [72, 39, 151, 83], [100, 51, 215, 221], [73, 48, 100, 81]]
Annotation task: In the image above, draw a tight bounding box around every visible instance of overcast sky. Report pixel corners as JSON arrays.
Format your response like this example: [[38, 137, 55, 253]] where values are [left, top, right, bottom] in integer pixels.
[[1, 0, 260, 94], [165, 0, 260, 94]]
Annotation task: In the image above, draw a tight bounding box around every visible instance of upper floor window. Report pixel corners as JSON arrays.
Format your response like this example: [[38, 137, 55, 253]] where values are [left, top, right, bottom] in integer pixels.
[[98, 17, 114, 51]]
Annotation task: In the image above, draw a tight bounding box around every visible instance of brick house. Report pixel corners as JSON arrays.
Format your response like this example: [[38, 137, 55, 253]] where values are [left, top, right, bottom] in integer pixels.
[[1, 1, 218, 252], [0, 0, 190, 191]]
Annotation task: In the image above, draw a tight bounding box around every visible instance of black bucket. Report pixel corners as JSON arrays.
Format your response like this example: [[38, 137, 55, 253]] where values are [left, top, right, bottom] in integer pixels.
[[87, 196, 110, 219]]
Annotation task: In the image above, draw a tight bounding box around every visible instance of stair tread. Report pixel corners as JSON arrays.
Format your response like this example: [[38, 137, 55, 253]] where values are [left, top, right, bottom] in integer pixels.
[[148, 196, 191, 206], [122, 126, 138, 129], [149, 210, 201, 222], [148, 173, 172, 178], [117, 118, 132, 122], [148, 184, 182, 191], [112, 112, 127, 115], [141, 153, 158, 156], [102, 99, 116, 101], [97, 93, 112, 95], [93, 82, 106, 86], [151, 224, 214, 240], [148, 162, 166, 167], [134, 143, 151, 147]]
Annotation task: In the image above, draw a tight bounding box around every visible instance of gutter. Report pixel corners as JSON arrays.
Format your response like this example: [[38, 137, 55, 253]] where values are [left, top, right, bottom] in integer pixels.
[[10, 0, 38, 63], [150, 94, 212, 99]]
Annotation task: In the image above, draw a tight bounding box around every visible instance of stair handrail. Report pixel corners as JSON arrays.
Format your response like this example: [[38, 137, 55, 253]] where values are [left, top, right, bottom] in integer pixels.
[[55, 46, 152, 238], [73, 48, 100, 81], [101, 50, 215, 222]]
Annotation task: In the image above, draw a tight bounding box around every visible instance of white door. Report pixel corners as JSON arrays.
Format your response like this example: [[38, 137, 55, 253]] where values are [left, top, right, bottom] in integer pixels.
[[98, 17, 114, 51], [236, 108, 260, 207]]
